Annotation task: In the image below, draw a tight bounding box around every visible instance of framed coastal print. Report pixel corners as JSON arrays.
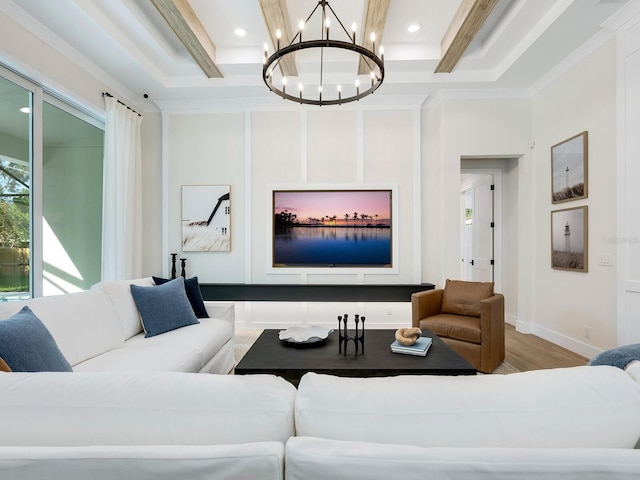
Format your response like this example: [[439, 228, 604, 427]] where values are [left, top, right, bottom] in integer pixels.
[[551, 206, 588, 272], [551, 131, 588, 204], [181, 185, 231, 252]]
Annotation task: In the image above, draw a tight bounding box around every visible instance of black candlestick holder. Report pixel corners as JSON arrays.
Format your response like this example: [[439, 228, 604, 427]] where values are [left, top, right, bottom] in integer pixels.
[[170, 253, 178, 279], [180, 258, 187, 278], [338, 314, 365, 356]]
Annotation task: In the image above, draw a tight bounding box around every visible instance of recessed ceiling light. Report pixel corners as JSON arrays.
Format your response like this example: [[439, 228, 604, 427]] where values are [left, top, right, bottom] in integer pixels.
[[234, 28, 247, 37], [407, 23, 421, 33], [19, 107, 30, 113]]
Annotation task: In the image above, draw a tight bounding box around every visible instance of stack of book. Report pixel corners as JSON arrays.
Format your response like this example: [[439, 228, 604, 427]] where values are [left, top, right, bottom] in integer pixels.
[[390, 336, 432, 356]]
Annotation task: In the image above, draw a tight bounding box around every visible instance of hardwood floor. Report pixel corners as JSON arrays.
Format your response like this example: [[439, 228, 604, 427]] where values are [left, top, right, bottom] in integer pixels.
[[505, 324, 589, 372]]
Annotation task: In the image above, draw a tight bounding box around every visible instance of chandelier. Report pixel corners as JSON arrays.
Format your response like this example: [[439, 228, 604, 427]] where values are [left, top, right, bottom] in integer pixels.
[[262, 0, 385, 106]]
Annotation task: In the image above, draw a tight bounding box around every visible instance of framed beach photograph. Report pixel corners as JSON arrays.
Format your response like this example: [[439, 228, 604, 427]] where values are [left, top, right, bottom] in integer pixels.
[[551, 206, 588, 272], [181, 185, 231, 252], [551, 131, 588, 204], [271, 189, 392, 268]]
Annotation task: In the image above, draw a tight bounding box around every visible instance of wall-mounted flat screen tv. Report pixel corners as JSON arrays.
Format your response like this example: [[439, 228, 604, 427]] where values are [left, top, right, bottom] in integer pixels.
[[272, 189, 392, 268]]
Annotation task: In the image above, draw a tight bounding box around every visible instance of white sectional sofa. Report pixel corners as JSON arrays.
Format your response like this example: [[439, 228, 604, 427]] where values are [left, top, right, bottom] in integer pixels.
[[0, 277, 235, 373], [0, 365, 639, 479], [0, 371, 296, 480]]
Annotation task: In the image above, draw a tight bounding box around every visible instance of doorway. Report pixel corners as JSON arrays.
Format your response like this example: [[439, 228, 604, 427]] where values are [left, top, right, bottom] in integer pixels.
[[461, 174, 494, 282]]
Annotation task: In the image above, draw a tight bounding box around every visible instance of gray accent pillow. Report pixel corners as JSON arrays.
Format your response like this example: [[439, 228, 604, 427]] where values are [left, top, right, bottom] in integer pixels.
[[0, 306, 73, 372], [130, 276, 200, 338]]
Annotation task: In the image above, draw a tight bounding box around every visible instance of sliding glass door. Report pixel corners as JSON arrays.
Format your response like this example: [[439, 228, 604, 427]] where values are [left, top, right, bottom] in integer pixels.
[[0, 67, 104, 300], [42, 100, 103, 294]]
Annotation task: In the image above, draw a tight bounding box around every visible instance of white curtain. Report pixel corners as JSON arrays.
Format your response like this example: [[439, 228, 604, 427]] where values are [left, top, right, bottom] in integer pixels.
[[101, 95, 143, 281]]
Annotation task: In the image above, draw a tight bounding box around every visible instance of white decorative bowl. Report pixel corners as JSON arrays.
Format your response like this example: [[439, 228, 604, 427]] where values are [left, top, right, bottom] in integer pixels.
[[278, 325, 333, 344]]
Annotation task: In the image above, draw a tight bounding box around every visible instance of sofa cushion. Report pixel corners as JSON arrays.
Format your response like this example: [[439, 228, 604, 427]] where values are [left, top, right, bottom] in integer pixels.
[[125, 317, 233, 370], [0, 290, 125, 366], [0, 371, 297, 446], [0, 443, 285, 480], [73, 343, 204, 372], [286, 437, 640, 480], [0, 357, 10, 372], [94, 277, 155, 340], [153, 276, 209, 318], [295, 367, 640, 448], [130, 277, 200, 338], [441, 279, 494, 317], [0, 307, 72, 372]]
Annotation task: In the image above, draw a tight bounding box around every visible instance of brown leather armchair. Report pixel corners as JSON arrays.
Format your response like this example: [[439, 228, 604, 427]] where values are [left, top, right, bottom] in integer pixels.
[[411, 279, 505, 373]]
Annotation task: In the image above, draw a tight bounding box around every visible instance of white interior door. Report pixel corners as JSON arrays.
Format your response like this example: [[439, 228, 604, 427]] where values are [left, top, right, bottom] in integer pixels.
[[462, 189, 473, 280], [471, 175, 494, 282]]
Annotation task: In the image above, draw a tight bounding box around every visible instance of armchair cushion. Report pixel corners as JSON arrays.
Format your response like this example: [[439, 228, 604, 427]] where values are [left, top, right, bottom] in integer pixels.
[[441, 279, 494, 317], [421, 314, 481, 344]]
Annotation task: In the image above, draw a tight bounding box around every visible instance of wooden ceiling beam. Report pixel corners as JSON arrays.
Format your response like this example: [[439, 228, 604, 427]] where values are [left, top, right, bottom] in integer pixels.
[[435, 0, 498, 73], [258, 0, 298, 78], [357, 0, 390, 75], [150, 0, 223, 78]]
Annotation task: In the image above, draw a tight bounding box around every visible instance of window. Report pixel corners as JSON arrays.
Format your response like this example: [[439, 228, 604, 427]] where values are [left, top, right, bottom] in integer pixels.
[[0, 68, 104, 299]]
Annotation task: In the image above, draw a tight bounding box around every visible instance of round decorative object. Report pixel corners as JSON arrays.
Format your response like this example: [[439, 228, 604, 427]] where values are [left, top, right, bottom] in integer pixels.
[[279, 325, 333, 345], [395, 327, 422, 346]]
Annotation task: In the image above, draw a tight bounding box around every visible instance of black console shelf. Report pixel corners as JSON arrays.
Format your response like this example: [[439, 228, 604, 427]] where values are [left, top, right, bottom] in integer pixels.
[[200, 283, 434, 302]]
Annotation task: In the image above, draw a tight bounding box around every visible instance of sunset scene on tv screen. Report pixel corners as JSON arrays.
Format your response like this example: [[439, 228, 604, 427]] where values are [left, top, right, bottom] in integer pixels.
[[273, 190, 391, 227], [272, 190, 392, 267]]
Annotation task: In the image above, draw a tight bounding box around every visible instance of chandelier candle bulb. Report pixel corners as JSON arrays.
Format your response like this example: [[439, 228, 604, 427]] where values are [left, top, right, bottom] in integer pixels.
[[379, 45, 384, 62], [337, 84, 342, 102], [276, 29, 281, 49], [370, 71, 375, 88], [352, 22, 357, 44], [282, 77, 287, 95], [325, 19, 330, 40], [299, 21, 304, 43], [371, 32, 376, 55]]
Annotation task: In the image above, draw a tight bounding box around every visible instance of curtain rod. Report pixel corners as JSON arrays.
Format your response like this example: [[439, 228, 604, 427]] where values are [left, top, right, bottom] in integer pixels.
[[102, 92, 142, 117]]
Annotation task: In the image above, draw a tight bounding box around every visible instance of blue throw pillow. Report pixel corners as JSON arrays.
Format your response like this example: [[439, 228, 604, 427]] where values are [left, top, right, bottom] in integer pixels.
[[588, 343, 640, 369], [130, 277, 200, 338], [152, 275, 209, 318], [0, 306, 73, 372]]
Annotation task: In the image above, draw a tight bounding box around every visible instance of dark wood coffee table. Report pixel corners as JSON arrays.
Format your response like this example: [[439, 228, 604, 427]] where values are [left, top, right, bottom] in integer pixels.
[[234, 329, 476, 385]]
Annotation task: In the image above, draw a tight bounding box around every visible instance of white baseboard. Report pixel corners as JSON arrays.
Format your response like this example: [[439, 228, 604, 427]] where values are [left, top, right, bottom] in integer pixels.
[[530, 324, 601, 360], [505, 313, 517, 327], [515, 319, 534, 334]]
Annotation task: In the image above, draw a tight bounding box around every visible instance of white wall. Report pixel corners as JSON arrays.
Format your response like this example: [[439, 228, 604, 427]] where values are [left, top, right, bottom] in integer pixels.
[[422, 98, 532, 294], [162, 105, 422, 286], [617, 11, 640, 345], [164, 112, 246, 282], [141, 113, 163, 276], [531, 39, 617, 357]]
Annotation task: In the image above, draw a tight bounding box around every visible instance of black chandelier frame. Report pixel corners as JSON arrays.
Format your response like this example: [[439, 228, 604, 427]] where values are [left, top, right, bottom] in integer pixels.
[[262, 0, 385, 106]]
